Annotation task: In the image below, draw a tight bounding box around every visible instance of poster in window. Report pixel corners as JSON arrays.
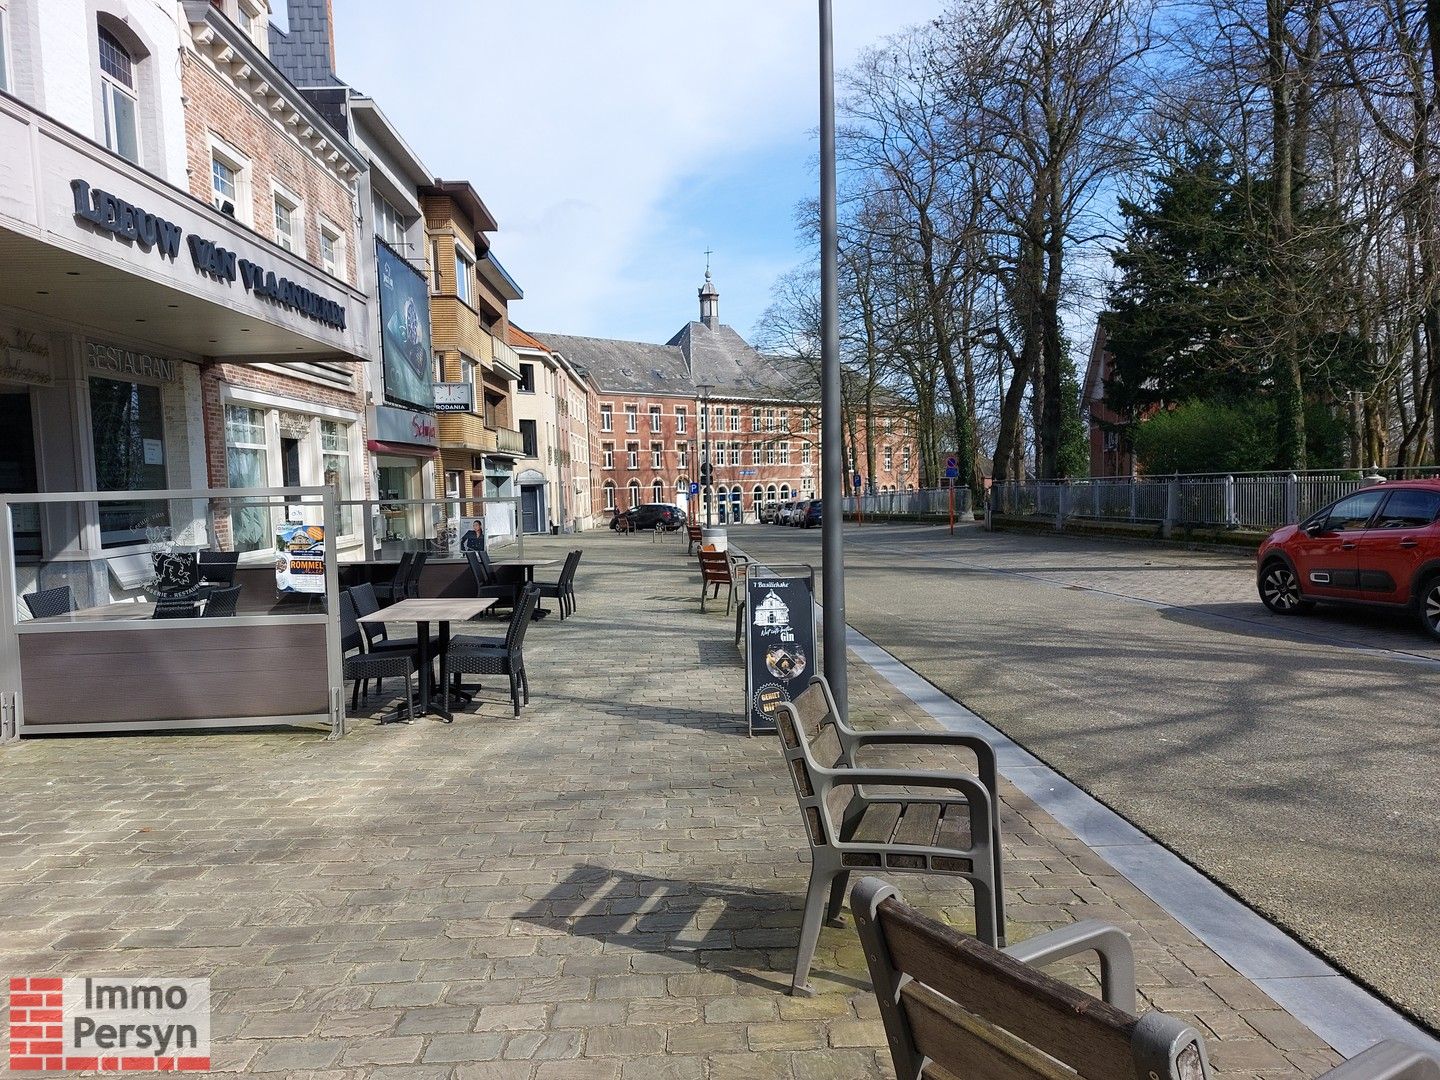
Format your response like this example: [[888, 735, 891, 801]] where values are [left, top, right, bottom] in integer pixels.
[[376, 239, 434, 411], [275, 522, 326, 595]]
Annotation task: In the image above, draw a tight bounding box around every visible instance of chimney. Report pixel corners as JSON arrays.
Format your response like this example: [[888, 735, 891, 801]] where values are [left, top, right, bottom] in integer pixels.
[[277, 0, 337, 81], [698, 270, 719, 327]]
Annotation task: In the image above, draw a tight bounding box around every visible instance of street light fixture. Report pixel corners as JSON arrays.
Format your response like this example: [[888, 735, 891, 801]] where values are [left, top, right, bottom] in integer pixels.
[[696, 382, 714, 526]]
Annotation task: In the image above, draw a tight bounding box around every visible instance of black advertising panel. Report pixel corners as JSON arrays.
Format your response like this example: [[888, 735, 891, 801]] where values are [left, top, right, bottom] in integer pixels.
[[745, 566, 817, 736], [376, 239, 434, 411]]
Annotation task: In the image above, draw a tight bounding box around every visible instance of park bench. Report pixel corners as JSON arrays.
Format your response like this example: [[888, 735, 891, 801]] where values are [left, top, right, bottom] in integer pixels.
[[852, 876, 1440, 1080], [697, 548, 745, 613], [685, 521, 703, 555], [773, 676, 1003, 996]]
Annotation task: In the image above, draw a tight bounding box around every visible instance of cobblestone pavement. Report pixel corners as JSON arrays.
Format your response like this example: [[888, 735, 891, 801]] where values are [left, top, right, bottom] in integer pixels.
[[0, 531, 1346, 1078]]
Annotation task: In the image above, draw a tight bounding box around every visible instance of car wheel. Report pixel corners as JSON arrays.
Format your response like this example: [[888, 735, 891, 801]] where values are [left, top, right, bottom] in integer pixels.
[[1419, 575, 1440, 642], [1259, 561, 1310, 614]]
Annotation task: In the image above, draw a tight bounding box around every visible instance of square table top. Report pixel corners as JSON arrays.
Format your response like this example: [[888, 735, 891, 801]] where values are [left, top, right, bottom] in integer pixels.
[[358, 597, 497, 624], [489, 559, 557, 568]]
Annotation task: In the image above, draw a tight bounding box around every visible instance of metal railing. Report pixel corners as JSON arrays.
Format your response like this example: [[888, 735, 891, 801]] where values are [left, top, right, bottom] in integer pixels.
[[842, 487, 974, 519], [990, 467, 1440, 532]]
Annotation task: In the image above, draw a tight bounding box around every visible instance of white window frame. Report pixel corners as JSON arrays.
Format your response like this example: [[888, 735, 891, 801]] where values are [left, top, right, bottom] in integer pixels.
[[649, 406, 662, 432], [208, 136, 252, 224], [652, 443, 663, 469], [625, 405, 638, 433], [271, 184, 303, 256], [752, 444, 762, 466], [778, 441, 790, 466], [627, 443, 638, 470], [318, 216, 344, 280], [454, 243, 474, 305], [600, 404, 613, 432], [765, 408, 776, 432], [375, 193, 405, 246], [675, 407, 687, 433], [0, 3, 11, 94], [802, 443, 812, 465], [98, 24, 140, 164], [730, 442, 741, 467], [884, 445, 893, 470], [678, 443, 688, 469], [729, 407, 740, 433], [604, 483, 616, 510], [902, 445, 912, 471], [628, 480, 641, 508], [802, 414, 813, 433], [602, 444, 614, 470]]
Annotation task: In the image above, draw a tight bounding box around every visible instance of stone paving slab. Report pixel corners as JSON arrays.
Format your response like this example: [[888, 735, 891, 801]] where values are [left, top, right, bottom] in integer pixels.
[[0, 531, 1345, 1078]]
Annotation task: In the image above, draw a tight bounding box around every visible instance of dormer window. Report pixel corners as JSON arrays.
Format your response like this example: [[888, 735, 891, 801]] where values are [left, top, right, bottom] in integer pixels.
[[98, 26, 139, 163]]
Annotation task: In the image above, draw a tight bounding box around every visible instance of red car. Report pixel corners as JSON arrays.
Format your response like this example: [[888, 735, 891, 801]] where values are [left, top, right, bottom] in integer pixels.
[[1257, 479, 1440, 640]]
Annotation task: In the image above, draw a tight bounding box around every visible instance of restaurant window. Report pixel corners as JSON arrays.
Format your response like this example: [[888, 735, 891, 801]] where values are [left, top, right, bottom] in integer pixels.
[[272, 190, 299, 253], [90, 377, 168, 549], [224, 404, 269, 553], [628, 480, 641, 508], [98, 25, 139, 164], [454, 245, 473, 305], [603, 482, 616, 510], [321, 420, 354, 536], [600, 405, 612, 431], [519, 419, 538, 457], [675, 407, 687, 433], [602, 443, 614, 470], [518, 363, 536, 394], [375, 193, 405, 246], [650, 406, 662, 432], [627, 443, 638, 470], [625, 405, 638, 432]]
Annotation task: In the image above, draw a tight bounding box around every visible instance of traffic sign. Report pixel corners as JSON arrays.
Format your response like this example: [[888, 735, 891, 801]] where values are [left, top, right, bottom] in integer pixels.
[[689, 482, 700, 496], [944, 455, 959, 480]]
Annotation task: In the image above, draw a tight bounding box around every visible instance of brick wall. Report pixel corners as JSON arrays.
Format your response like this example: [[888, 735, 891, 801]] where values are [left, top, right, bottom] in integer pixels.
[[8, 976, 64, 1072], [180, 53, 356, 286]]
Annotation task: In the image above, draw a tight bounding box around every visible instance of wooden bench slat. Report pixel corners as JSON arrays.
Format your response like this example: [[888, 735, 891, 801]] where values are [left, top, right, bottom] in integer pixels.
[[850, 802, 903, 845], [903, 984, 1072, 1080], [934, 802, 974, 851], [879, 898, 1137, 1080], [893, 801, 943, 848]]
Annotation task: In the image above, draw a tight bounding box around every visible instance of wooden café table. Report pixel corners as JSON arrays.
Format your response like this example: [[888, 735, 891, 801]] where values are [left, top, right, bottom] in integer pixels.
[[358, 597, 495, 720]]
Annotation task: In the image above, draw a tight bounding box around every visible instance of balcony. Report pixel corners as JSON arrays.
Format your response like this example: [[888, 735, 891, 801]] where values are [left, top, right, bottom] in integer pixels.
[[490, 425, 526, 457], [438, 412, 496, 452]]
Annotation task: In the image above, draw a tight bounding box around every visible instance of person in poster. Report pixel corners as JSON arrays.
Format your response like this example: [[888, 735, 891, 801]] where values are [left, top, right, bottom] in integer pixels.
[[460, 519, 486, 552], [376, 240, 434, 410]]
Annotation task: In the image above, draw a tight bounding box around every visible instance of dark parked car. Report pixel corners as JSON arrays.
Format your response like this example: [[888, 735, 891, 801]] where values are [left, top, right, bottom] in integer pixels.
[[1256, 480, 1440, 640], [800, 499, 822, 528], [611, 503, 687, 531]]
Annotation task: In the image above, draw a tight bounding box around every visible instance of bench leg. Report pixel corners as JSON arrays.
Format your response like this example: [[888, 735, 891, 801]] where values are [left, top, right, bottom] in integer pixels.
[[790, 865, 832, 996], [971, 874, 999, 948], [825, 870, 850, 926]]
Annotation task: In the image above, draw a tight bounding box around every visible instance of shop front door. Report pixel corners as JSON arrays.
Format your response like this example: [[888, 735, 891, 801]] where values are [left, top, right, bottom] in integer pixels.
[[521, 485, 543, 534]]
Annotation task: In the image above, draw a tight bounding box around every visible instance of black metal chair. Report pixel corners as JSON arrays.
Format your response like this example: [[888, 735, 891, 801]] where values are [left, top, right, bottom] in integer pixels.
[[466, 550, 522, 614], [403, 551, 428, 597], [197, 550, 239, 585], [535, 550, 582, 620], [339, 592, 417, 723], [202, 584, 243, 617], [22, 586, 75, 619], [442, 585, 540, 717], [375, 551, 415, 604]]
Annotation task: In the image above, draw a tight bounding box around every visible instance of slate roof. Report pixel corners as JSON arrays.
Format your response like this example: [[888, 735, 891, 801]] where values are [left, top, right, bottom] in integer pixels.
[[534, 321, 817, 403], [267, 1, 344, 88]]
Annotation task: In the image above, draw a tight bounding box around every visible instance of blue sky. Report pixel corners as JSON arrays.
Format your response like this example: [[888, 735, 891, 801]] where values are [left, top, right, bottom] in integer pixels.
[[317, 1, 943, 344]]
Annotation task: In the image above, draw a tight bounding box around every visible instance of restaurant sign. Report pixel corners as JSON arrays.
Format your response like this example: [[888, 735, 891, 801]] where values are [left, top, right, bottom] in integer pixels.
[[744, 566, 817, 737], [86, 341, 177, 382], [372, 404, 438, 447], [433, 382, 474, 413], [70, 178, 348, 332]]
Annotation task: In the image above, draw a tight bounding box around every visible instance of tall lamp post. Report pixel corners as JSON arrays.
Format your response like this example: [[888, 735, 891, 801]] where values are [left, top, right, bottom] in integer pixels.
[[818, 0, 847, 720], [697, 382, 714, 526]]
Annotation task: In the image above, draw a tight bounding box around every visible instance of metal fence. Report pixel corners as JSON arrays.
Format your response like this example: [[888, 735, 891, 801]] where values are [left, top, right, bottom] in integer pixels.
[[991, 467, 1440, 532], [842, 487, 974, 519]]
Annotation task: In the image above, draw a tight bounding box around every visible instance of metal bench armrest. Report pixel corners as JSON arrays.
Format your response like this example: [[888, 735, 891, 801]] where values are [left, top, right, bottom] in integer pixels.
[[842, 730, 998, 791], [1318, 1042, 1440, 1080], [1003, 920, 1137, 1012]]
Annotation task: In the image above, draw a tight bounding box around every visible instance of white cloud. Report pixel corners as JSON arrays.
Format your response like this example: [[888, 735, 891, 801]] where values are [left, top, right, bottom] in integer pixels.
[[332, 0, 940, 341]]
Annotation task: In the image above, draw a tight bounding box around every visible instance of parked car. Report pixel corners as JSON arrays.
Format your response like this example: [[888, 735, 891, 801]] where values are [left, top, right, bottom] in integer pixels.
[[1256, 480, 1440, 640], [611, 503, 687, 531], [789, 499, 812, 526], [775, 500, 797, 525], [759, 502, 780, 524], [800, 499, 823, 528]]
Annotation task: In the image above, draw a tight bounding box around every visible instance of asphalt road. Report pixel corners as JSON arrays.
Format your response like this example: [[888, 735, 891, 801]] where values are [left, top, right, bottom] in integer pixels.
[[728, 520, 1440, 1032]]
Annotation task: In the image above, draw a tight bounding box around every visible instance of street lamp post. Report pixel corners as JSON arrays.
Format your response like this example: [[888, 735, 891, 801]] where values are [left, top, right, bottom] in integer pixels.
[[819, 0, 847, 721], [697, 382, 714, 527]]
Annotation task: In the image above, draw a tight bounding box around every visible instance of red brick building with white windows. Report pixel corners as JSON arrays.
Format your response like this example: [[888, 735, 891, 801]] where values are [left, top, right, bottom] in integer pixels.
[[541, 274, 831, 524]]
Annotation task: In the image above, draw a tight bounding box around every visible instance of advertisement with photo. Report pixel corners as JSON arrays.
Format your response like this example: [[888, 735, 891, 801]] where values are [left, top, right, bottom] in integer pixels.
[[275, 522, 326, 595], [376, 239, 434, 411]]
